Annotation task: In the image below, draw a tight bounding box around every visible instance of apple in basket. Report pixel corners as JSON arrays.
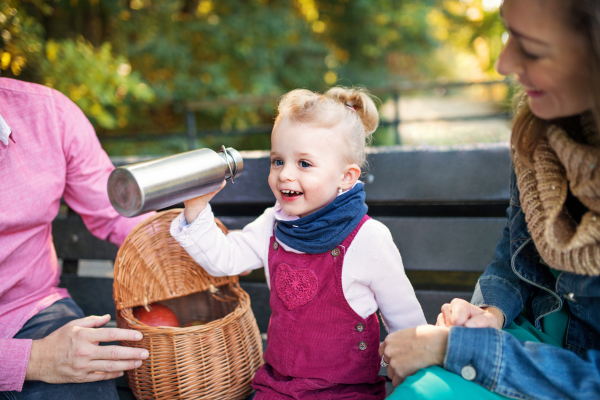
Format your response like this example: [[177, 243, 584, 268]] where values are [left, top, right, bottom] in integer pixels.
[[133, 303, 180, 327]]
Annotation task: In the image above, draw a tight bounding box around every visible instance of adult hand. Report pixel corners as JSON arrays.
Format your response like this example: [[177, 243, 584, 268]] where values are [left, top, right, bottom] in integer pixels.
[[436, 298, 504, 329], [379, 325, 449, 386], [25, 314, 148, 384], [183, 180, 226, 224]]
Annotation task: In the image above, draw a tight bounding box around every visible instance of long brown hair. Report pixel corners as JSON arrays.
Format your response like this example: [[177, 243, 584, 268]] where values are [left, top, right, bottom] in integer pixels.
[[511, 0, 600, 162]]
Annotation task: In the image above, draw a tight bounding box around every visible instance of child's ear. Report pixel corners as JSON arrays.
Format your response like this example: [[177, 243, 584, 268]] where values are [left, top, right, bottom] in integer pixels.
[[341, 164, 361, 190]]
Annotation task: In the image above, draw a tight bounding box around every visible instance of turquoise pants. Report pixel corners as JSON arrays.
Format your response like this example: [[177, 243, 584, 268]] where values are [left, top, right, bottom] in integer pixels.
[[387, 314, 561, 399]]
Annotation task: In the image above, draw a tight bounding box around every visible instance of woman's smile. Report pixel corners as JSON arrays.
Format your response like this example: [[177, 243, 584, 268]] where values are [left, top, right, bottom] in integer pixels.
[[524, 87, 545, 98]]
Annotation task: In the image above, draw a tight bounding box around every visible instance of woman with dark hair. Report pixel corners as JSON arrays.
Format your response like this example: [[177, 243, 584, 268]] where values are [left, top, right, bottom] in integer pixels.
[[381, 0, 600, 399]]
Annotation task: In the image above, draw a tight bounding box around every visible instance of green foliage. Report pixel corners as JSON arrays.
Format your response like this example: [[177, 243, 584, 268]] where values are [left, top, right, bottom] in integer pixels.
[[121, 0, 332, 131], [1, 0, 155, 129], [315, 0, 443, 85], [1, 0, 504, 153], [41, 38, 154, 128], [0, 1, 45, 76]]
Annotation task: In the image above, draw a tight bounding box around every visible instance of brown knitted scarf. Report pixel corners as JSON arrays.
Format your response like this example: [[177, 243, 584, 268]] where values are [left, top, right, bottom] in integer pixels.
[[514, 117, 600, 276]]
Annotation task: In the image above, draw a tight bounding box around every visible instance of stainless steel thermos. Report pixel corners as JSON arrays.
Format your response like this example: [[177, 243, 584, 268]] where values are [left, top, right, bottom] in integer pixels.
[[108, 146, 243, 217]]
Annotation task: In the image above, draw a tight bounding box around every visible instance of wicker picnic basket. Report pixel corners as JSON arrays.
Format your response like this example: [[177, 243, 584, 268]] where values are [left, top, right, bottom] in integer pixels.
[[113, 209, 264, 400]]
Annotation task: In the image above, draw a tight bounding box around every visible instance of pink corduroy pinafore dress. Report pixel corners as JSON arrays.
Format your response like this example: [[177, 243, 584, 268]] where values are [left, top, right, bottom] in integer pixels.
[[252, 215, 386, 399]]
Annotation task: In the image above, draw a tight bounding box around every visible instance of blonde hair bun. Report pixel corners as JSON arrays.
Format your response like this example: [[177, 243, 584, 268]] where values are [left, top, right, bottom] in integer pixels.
[[325, 86, 379, 136]]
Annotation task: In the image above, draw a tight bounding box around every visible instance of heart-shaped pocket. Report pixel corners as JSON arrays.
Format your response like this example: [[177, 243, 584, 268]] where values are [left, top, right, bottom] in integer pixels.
[[275, 263, 318, 311]]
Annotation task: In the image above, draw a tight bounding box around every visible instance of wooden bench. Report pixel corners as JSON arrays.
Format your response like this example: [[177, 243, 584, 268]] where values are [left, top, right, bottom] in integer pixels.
[[54, 143, 511, 398]]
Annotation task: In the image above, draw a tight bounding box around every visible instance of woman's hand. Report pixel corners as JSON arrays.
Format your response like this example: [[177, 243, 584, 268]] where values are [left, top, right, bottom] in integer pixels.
[[379, 325, 449, 386], [183, 180, 226, 224], [25, 314, 148, 384], [436, 298, 504, 329]]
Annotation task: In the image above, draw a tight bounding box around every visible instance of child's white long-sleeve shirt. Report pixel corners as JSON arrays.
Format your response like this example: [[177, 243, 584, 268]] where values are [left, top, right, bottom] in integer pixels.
[[170, 204, 426, 333]]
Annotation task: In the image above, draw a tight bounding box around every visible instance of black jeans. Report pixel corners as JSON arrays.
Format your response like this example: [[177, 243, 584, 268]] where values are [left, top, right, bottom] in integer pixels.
[[0, 298, 119, 400]]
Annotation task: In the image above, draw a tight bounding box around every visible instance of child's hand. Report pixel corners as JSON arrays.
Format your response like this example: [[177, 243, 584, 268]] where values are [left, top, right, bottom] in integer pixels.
[[435, 298, 504, 329], [183, 180, 226, 224]]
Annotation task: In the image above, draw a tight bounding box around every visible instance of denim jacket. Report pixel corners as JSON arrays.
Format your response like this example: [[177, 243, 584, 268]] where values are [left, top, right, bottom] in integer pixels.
[[443, 166, 600, 400]]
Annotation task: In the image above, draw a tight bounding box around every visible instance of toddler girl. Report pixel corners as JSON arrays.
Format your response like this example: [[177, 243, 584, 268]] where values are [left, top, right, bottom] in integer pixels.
[[170, 87, 426, 399]]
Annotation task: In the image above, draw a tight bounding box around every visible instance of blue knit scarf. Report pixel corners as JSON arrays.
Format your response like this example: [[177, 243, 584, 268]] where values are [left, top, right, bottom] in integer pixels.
[[275, 182, 368, 254]]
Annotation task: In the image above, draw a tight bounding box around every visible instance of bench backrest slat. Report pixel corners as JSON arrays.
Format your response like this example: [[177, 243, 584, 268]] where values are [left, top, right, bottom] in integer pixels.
[[112, 145, 511, 206], [53, 217, 118, 260]]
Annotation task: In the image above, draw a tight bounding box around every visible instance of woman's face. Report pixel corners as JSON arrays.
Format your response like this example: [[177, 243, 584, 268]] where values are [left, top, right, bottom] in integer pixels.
[[496, 0, 593, 119]]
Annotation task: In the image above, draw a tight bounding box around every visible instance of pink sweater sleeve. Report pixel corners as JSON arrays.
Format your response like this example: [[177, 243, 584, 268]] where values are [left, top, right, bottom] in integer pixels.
[[53, 89, 151, 245], [0, 339, 32, 391]]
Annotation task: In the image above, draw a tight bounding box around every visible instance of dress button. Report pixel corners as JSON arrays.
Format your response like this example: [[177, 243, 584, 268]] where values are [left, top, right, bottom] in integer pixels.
[[331, 248, 340, 257], [461, 365, 477, 381], [355, 323, 364, 332], [273, 241, 279, 250], [358, 341, 367, 351]]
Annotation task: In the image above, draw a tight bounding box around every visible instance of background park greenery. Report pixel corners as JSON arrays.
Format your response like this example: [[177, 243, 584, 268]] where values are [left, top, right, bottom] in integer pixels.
[[1, 0, 505, 155]]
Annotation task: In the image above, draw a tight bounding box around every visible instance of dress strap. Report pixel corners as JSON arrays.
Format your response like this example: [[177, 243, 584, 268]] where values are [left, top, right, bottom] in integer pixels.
[[339, 214, 371, 248]]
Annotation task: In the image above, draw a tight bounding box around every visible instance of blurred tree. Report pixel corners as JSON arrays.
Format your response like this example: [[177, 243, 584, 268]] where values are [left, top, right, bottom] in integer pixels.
[[1, 0, 503, 152], [42, 38, 154, 128], [1, 0, 154, 129], [0, 1, 45, 78], [426, 0, 505, 80]]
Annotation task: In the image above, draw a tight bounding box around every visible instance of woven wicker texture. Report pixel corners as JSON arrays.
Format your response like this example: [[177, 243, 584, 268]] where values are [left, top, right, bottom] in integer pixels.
[[113, 210, 264, 399], [113, 210, 236, 310]]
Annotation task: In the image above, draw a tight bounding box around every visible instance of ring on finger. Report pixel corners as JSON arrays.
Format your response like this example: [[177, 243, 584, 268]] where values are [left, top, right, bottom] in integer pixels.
[[381, 355, 389, 368]]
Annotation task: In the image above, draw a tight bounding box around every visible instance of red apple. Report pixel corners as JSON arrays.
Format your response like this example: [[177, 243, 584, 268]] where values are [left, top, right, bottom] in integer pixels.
[[133, 303, 180, 327]]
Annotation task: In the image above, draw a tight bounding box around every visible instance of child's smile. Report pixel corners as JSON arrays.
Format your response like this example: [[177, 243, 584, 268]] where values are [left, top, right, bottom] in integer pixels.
[[279, 189, 303, 200], [268, 118, 350, 218]]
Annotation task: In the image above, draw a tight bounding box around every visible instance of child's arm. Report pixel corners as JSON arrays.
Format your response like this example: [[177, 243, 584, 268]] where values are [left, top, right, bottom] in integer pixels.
[[170, 202, 274, 277], [371, 222, 426, 331], [348, 220, 427, 332]]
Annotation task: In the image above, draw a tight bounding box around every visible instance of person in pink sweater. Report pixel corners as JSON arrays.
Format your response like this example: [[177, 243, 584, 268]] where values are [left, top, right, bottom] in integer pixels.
[[0, 78, 150, 398], [171, 87, 426, 399]]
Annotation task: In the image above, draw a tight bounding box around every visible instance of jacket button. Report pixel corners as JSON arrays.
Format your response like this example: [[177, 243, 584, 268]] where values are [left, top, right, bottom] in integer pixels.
[[358, 341, 367, 351], [355, 323, 364, 332], [273, 242, 279, 250], [331, 248, 340, 257], [461, 365, 477, 381]]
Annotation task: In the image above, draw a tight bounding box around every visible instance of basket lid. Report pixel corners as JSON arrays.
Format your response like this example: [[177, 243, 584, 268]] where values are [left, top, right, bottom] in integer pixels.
[[113, 209, 238, 310]]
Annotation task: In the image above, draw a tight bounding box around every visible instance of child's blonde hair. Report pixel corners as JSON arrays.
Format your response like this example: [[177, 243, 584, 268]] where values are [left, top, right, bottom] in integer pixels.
[[274, 87, 379, 168]]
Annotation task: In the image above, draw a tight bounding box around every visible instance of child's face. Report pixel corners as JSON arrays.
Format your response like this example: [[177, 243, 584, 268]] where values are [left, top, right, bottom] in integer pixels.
[[269, 118, 348, 218]]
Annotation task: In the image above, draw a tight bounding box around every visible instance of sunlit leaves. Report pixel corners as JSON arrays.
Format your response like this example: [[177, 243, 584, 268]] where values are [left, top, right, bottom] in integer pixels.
[[5, 0, 502, 139], [434, 0, 504, 77], [40, 38, 154, 128], [0, 1, 44, 76]]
